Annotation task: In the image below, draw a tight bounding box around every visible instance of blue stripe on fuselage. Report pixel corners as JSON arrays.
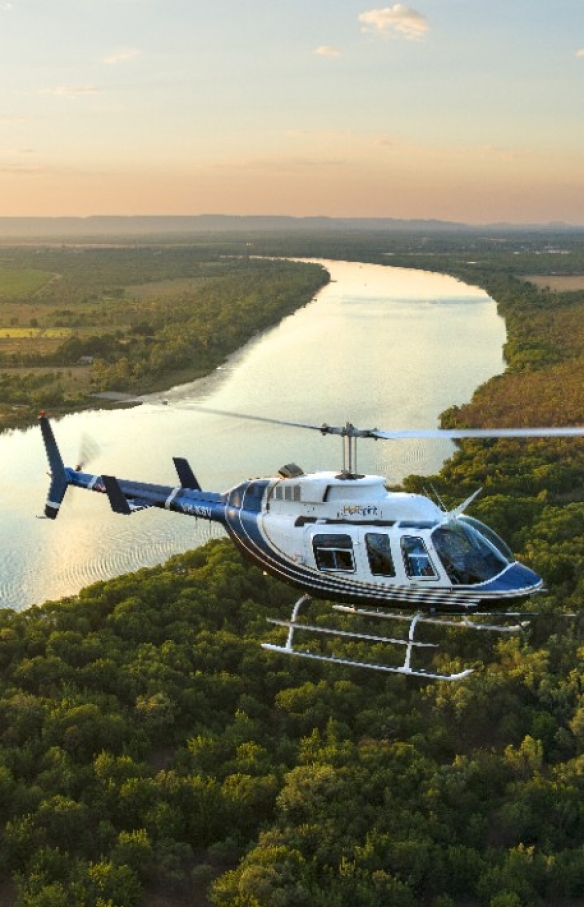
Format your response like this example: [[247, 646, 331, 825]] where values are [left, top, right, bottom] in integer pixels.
[[224, 502, 542, 610], [223, 503, 469, 608]]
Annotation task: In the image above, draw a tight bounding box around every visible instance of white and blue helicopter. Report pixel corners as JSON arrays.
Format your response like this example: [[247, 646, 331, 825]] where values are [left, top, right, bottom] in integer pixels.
[[40, 409, 584, 681]]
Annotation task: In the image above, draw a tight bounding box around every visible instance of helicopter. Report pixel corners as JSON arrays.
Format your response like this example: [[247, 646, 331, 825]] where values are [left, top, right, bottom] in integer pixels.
[[39, 408, 584, 681]]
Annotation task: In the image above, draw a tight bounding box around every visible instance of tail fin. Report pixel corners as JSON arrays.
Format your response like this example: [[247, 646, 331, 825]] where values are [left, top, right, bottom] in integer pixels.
[[173, 456, 201, 490], [40, 413, 70, 519]]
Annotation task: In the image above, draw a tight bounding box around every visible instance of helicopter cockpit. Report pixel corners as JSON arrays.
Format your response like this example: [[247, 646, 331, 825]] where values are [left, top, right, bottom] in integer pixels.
[[431, 516, 513, 586]]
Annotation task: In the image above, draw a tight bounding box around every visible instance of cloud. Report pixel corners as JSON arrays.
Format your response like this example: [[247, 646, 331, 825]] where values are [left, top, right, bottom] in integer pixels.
[[475, 144, 529, 162], [359, 5, 429, 41], [214, 155, 346, 172], [285, 129, 317, 137], [0, 164, 43, 175], [0, 3, 13, 10], [102, 48, 142, 65], [40, 85, 100, 99], [576, 48, 584, 57], [0, 147, 35, 155], [314, 45, 341, 58], [0, 115, 32, 124]]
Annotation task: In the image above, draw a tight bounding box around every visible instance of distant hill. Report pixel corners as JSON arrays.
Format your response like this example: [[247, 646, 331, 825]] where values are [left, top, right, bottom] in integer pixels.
[[0, 214, 582, 239]]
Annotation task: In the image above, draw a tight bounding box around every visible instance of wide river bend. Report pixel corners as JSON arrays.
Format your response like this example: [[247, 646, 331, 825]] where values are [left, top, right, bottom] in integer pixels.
[[0, 259, 505, 610]]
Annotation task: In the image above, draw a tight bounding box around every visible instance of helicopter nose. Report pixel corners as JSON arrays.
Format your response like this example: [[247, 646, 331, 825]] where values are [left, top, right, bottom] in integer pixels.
[[493, 562, 543, 596]]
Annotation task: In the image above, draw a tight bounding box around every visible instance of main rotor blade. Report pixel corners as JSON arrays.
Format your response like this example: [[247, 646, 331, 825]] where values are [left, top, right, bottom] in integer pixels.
[[160, 404, 329, 433], [138, 399, 584, 442], [370, 426, 584, 440]]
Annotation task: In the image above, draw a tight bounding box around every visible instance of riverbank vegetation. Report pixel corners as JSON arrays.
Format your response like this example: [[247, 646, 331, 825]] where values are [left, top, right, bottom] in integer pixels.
[[0, 249, 328, 431], [1, 227, 584, 904]]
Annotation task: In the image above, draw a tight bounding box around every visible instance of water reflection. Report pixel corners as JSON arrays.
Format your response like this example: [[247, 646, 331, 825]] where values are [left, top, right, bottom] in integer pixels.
[[0, 260, 505, 610]]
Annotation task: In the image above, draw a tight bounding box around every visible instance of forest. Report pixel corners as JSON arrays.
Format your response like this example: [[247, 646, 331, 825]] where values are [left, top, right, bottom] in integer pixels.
[[1, 228, 584, 905]]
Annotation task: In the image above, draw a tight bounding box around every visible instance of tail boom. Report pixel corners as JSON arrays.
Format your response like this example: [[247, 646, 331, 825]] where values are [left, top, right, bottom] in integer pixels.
[[93, 475, 226, 524], [65, 467, 227, 525], [40, 413, 226, 526]]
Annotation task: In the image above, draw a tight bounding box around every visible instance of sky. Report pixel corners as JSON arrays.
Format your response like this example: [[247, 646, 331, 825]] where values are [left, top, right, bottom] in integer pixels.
[[1, 0, 583, 224]]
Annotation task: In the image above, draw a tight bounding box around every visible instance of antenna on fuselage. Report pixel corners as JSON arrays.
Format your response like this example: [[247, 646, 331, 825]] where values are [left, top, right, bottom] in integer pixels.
[[426, 483, 447, 512]]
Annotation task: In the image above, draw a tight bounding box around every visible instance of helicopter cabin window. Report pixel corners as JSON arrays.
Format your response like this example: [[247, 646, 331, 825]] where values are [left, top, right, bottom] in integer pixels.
[[401, 536, 437, 579], [312, 534, 355, 573], [365, 533, 395, 577], [274, 484, 301, 502]]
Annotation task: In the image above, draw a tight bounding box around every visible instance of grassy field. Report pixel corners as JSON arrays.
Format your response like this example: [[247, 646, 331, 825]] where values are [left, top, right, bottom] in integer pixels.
[[0, 266, 54, 297]]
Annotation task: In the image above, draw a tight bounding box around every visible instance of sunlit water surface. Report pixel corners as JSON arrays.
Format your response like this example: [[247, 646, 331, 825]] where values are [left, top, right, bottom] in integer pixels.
[[0, 260, 505, 609]]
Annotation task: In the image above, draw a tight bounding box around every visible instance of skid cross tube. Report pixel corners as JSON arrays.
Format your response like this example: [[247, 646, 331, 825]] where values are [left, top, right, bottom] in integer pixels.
[[334, 605, 531, 633], [262, 595, 473, 680]]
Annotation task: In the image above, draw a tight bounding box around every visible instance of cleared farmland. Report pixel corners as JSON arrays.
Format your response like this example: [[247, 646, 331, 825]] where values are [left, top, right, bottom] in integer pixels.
[[525, 274, 584, 291], [0, 267, 54, 297]]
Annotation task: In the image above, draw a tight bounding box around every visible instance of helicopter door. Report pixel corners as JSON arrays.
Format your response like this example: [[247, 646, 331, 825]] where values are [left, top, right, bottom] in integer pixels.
[[401, 536, 437, 579]]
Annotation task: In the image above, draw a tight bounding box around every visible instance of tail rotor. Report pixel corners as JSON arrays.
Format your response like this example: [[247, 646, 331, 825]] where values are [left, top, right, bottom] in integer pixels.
[[75, 432, 100, 472]]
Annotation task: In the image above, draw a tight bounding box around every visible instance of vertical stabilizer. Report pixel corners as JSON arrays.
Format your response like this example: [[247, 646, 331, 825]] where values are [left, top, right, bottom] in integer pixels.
[[40, 414, 69, 519], [173, 456, 201, 490]]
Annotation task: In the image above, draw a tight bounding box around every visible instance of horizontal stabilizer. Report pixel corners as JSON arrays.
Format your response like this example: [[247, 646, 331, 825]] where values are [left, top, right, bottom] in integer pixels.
[[173, 457, 201, 490], [102, 475, 133, 515]]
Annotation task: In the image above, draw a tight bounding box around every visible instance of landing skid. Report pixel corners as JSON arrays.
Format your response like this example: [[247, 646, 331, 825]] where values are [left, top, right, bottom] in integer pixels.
[[262, 595, 479, 681], [333, 605, 532, 633]]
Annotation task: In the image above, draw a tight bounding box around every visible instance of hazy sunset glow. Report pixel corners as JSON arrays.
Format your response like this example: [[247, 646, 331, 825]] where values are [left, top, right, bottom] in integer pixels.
[[1, 1, 583, 223]]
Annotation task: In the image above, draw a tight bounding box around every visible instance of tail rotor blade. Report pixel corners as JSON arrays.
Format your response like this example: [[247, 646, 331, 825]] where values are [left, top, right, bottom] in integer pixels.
[[76, 432, 101, 471]]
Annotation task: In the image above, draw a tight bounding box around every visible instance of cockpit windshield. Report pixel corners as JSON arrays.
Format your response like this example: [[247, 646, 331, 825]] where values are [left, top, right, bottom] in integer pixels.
[[431, 519, 512, 586], [458, 515, 514, 561]]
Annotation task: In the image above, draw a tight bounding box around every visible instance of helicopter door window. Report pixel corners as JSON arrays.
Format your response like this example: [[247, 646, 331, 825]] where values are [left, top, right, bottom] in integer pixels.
[[365, 533, 395, 577], [401, 536, 437, 579], [312, 534, 355, 573]]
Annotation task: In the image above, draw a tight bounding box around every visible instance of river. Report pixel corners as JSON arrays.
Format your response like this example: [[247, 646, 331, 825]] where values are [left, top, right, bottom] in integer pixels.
[[0, 259, 505, 610]]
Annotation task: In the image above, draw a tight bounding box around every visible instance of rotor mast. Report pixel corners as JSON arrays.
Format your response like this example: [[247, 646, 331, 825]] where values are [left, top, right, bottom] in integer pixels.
[[318, 421, 375, 477]]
